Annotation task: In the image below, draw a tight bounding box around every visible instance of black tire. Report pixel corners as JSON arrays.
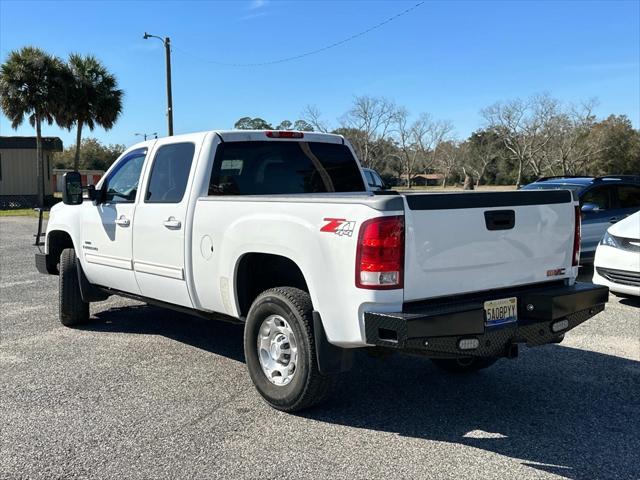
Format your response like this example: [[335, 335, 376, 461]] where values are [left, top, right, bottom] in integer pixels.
[[431, 357, 499, 374], [244, 287, 332, 412], [59, 248, 89, 327]]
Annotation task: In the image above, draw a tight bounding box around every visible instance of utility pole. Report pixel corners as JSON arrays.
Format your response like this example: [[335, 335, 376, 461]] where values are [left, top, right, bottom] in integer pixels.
[[143, 32, 174, 136]]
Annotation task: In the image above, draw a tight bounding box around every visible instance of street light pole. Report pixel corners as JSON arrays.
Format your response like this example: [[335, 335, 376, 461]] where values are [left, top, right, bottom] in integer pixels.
[[164, 37, 173, 136], [135, 132, 158, 141], [143, 32, 174, 136]]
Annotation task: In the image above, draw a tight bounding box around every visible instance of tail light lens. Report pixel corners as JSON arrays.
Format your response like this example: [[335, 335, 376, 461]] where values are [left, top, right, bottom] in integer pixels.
[[572, 205, 581, 266], [355, 216, 404, 289]]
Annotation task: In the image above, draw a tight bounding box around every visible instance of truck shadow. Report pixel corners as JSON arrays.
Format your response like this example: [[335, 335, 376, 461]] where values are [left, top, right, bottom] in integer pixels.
[[87, 304, 246, 363], [82, 304, 638, 480], [310, 347, 640, 480]]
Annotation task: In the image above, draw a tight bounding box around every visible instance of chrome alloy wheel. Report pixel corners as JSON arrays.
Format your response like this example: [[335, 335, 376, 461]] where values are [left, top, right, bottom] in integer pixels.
[[257, 315, 298, 386]]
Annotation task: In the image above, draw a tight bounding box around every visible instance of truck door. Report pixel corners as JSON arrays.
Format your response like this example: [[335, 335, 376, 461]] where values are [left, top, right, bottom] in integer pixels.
[[132, 141, 197, 307], [80, 147, 148, 294]]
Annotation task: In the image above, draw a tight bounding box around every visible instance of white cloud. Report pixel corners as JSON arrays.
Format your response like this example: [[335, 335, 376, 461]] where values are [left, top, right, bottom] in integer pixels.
[[239, 11, 268, 21], [249, 0, 268, 10]]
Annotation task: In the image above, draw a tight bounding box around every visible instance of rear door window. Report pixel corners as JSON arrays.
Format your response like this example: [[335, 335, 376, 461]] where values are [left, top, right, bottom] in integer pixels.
[[581, 186, 614, 210], [616, 185, 640, 209], [145, 142, 195, 203], [209, 141, 365, 195]]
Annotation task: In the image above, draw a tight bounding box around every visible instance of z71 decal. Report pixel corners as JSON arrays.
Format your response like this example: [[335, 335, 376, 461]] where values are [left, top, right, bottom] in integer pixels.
[[321, 218, 356, 237]]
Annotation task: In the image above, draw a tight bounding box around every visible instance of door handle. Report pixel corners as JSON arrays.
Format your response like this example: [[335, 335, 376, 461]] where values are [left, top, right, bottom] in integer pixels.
[[163, 217, 182, 230], [609, 217, 618, 223], [114, 215, 130, 227]]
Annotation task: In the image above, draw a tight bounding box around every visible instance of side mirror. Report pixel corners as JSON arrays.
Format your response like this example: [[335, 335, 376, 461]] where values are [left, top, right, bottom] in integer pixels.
[[581, 203, 600, 213], [62, 172, 83, 205]]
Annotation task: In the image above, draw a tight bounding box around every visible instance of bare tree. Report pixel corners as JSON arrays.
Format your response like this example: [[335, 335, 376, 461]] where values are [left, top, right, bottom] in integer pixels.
[[435, 140, 465, 188], [544, 100, 605, 175], [482, 94, 558, 187], [301, 105, 329, 133], [416, 114, 453, 174], [395, 108, 421, 187], [340, 95, 398, 169]]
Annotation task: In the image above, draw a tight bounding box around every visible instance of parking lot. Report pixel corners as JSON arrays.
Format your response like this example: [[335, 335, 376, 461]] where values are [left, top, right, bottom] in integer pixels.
[[1, 215, 638, 480]]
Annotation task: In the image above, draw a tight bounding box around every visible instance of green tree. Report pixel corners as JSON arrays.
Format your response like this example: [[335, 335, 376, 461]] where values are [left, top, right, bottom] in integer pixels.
[[590, 115, 640, 175], [293, 119, 314, 132], [465, 129, 505, 186], [53, 138, 125, 171], [234, 116, 273, 130], [235, 117, 314, 131], [0, 46, 70, 206], [275, 119, 293, 130], [63, 54, 123, 171]]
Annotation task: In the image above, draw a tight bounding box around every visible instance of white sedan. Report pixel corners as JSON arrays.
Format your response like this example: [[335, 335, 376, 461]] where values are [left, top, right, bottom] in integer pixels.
[[593, 211, 640, 296]]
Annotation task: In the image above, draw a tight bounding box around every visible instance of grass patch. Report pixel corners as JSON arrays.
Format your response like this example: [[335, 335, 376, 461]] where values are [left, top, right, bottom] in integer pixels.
[[0, 209, 49, 218]]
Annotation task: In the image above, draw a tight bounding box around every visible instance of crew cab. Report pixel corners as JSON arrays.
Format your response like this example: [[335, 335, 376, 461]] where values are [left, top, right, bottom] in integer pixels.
[[36, 130, 608, 411]]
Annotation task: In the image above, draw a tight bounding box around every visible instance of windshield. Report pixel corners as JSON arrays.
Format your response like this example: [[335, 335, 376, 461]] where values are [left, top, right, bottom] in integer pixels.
[[209, 141, 366, 195]]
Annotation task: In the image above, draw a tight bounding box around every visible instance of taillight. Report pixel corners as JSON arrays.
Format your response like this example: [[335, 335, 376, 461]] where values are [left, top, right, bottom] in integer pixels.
[[265, 131, 304, 138], [572, 205, 581, 266], [355, 216, 404, 289]]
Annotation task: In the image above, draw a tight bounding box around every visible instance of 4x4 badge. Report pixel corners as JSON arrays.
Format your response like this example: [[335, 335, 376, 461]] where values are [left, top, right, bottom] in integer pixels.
[[321, 218, 356, 237]]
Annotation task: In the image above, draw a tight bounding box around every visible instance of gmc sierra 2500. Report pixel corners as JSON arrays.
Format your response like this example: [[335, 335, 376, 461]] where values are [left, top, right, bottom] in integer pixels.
[[36, 130, 608, 411]]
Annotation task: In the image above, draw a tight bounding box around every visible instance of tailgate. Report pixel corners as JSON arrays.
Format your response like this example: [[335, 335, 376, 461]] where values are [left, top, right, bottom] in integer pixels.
[[403, 190, 576, 302]]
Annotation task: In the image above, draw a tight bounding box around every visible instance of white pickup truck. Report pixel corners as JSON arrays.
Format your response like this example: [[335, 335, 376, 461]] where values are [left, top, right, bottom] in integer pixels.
[[36, 130, 608, 411]]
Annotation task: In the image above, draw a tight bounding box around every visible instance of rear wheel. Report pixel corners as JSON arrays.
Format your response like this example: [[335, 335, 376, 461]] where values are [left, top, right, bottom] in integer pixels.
[[244, 287, 332, 412], [59, 248, 89, 327], [431, 357, 498, 374]]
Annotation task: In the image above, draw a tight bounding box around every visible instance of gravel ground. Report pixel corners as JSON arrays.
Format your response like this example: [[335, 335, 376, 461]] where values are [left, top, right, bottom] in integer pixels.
[[1, 216, 639, 480]]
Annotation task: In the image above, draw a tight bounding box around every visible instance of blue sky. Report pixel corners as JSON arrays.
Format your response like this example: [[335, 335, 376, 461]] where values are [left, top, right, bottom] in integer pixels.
[[1, 0, 639, 149]]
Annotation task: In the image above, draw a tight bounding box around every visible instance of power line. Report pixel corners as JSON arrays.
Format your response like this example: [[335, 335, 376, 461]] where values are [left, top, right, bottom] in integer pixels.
[[172, 2, 424, 67]]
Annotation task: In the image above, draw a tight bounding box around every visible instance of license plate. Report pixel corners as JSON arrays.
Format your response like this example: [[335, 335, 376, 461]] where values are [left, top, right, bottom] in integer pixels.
[[484, 297, 518, 327]]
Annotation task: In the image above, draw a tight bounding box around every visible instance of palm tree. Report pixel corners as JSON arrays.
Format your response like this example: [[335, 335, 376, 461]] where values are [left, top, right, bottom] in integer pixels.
[[65, 54, 123, 171], [0, 47, 70, 207]]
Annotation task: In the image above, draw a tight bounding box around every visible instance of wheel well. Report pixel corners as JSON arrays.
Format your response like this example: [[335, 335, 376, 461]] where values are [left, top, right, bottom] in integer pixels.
[[47, 230, 74, 274], [236, 253, 309, 317]]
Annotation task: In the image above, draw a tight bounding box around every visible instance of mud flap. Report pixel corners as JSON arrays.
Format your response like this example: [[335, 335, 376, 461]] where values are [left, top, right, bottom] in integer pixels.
[[76, 257, 110, 302], [313, 311, 354, 375]]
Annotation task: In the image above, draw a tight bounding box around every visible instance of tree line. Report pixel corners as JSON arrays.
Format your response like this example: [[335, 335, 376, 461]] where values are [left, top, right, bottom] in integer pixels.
[[0, 46, 122, 205], [237, 94, 639, 188]]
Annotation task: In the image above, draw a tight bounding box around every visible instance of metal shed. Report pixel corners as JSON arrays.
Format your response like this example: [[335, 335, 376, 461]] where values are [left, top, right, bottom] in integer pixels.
[[0, 136, 63, 208]]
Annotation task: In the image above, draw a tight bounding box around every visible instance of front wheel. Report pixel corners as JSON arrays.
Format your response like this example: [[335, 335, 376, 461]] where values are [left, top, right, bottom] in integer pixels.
[[244, 287, 332, 412], [431, 357, 499, 374], [59, 248, 89, 327]]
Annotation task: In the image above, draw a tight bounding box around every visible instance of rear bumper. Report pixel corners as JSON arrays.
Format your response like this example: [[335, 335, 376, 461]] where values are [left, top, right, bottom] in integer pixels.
[[364, 282, 608, 358]]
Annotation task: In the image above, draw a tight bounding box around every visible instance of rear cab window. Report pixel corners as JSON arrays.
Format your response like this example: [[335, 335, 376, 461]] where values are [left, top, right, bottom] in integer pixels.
[[208, 141, 366, 195]]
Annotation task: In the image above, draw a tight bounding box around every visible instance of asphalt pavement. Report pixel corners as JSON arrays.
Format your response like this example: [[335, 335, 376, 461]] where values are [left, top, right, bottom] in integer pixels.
[[1, 216, 639, 480]]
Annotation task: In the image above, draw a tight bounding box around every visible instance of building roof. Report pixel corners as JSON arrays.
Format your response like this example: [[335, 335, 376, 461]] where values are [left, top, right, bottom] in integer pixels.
[[0, 136, 63, 151]]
